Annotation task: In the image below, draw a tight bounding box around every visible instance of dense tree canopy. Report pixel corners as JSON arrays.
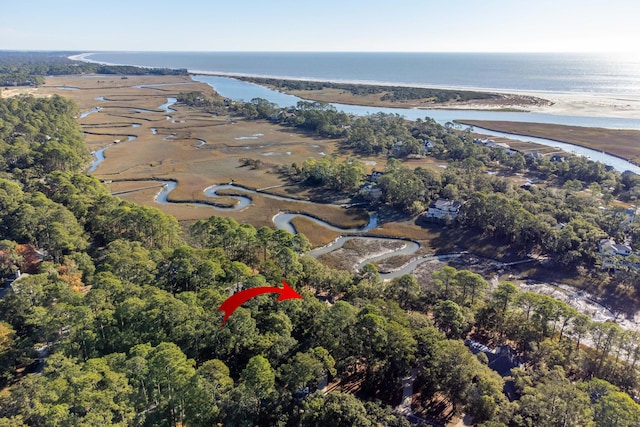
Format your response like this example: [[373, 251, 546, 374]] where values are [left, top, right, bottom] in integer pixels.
[[2, 65, 640, 426]]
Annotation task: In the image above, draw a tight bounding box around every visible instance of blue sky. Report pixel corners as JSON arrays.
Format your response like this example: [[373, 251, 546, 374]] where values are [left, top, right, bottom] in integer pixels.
[[2, 0, 639, 52]]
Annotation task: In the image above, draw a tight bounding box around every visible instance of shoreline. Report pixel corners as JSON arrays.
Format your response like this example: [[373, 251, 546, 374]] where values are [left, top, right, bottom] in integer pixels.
[[70, 53, 640, 120]]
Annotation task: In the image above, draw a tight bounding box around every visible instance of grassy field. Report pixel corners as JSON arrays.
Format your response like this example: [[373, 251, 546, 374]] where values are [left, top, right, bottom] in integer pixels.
[[456, 119, 640, 165], [33, 76, 376, 246]]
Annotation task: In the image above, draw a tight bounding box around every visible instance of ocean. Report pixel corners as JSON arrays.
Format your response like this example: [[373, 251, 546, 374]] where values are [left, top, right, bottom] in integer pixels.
[[85, 51, 640, 96]]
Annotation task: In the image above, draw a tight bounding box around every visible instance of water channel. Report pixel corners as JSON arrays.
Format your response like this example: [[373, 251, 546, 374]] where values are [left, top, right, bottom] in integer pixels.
[[192, 75, 640, 173], [154, 181, 451, 280], [87, 135, 137, 173], [79, 107, 101, 119], [87, 97, 177, 172]]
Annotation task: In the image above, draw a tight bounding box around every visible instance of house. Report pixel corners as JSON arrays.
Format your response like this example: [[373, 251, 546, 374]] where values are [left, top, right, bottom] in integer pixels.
[[550, 154, 568, 162], [225, 282, 245, 296], [599, 238, 637, 270], [599, 238, 632, 257], [465, 339, 523, 401], [421, 138, 437, 153], [369, 170, 384, 183], [624, 207, 637, 224], [420, 141, 433, 155], [3, 270, 21, 288], [488, 142, 518, 156], [420, 199, 461, 222], [492, 142, 511, 150], [0, 244, 45, 277], [476, 139, 519, 156], [268, 110, 297, 122]]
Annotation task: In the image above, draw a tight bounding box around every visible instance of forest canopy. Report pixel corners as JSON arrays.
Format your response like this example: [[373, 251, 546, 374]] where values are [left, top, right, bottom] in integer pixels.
[[1, 66, 640, 426]]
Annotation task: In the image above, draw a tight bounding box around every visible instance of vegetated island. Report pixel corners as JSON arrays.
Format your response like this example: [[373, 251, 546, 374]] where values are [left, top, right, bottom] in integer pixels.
[[456, 119, 640, 166], [235, 76, 552, 111]]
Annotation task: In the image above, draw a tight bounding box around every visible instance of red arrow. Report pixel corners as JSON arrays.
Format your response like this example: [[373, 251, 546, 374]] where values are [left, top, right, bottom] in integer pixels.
[[218, 280, 303, 325]]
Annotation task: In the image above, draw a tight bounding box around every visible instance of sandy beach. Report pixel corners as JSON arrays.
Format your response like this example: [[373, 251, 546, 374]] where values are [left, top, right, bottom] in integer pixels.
[[460, 88, 640, 120]]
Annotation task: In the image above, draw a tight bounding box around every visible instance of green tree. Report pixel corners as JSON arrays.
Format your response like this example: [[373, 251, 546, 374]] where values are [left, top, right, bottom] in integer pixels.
[[433, 265, 458, 300], [385, 274, 422, 309], [301, 392, 372, 427], [312, 301, 358, 367], [279, 346, 336, 392], [455, 269, 488, 305], [433, 300, 466, 339], [0, 353, 134, 426], [378, 166, 427, 213], [99, 239, 157, 285], [147, 342, 196, 426], [0, 322, 17, 386], [242, 355, 275, 399], [422, 339, 504, 416], [593, 389, 640, 427], [383, 320, 417, 379], [517, 367, 594, 427], [184, 359, 233, 427]]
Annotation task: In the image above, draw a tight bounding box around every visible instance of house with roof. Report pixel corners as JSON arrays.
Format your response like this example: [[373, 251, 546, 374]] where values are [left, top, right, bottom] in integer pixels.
[[465, 339, 523, 401], [475, 138, 519, 156], [599, 238, 632, 257], [368, 170, 384, 183], [0, 243, 45, 277], [419, 199, 462, 223], [624, 207, 637, 225], [598, 238, 638, 270], [421, 138, 437, 154]]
